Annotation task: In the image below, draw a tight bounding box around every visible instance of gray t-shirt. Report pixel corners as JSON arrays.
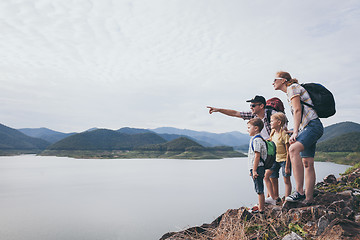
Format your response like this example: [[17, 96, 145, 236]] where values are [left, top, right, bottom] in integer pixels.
[[248, 135, 267, 171]]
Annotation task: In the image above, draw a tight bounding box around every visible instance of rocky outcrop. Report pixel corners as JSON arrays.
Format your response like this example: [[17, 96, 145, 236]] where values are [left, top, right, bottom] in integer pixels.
[[160, 168, 360, 240]]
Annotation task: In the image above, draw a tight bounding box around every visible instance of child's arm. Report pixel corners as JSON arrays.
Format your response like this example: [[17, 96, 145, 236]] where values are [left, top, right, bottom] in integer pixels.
[[253, 151, 261, 179], [285, 142, 291, 174]]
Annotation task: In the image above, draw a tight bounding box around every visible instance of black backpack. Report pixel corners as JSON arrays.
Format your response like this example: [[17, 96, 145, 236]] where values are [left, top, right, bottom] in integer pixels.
[[300, 83, 336, 118]]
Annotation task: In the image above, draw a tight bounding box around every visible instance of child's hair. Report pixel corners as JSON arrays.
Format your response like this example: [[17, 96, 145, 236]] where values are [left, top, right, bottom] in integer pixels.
[[248, 117, 264, 131], [271, 112, 287, 127]]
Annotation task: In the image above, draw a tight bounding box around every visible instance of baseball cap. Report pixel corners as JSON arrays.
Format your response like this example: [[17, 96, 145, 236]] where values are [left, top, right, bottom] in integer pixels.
[[246, 95, 266, 105]]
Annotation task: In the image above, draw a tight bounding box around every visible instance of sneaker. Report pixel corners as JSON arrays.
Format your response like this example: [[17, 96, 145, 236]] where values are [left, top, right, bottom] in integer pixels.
[[251, 205, 259, 213], [265, 197, 277, 205], [285, 191, 305, 202]]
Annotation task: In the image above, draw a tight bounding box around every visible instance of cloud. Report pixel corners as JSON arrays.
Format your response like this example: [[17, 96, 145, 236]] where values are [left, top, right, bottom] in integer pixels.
[[0, 0, 359, 133]]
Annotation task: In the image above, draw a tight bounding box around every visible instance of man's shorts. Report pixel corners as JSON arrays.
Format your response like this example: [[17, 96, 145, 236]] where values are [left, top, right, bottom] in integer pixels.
[[269, 161, 291, 178], [297, 118, 324, 158], [250, 166, 265, 195]]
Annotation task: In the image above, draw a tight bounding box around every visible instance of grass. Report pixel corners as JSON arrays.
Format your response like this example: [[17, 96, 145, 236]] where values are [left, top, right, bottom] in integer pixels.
[[168, 210, 306, 240], [315, 152, 360, 166], [40, 149, 245, 159]]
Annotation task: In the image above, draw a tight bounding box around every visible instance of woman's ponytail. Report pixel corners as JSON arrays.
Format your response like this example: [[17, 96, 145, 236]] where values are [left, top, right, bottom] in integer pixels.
[[277, 71, 299, 85]]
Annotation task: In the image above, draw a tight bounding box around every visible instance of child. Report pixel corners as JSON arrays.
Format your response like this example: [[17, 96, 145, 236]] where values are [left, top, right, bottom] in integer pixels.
[[247, 118, 267, 213], [264, 112, 292, 205]]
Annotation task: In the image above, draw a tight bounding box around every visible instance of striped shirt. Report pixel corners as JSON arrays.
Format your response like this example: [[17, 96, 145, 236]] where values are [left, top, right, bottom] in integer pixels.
[[240, 109, 275, 140], [287, 83, 318, 131], [248, 135, 267, 170]]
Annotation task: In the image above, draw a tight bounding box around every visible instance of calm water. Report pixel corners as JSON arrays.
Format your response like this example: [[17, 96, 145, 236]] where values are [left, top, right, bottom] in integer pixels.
[[0, 155, 350, 240]]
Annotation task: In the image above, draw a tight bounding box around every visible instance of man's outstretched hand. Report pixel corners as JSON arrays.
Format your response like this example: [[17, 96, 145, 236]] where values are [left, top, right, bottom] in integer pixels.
[[207, 106, 219, 114]]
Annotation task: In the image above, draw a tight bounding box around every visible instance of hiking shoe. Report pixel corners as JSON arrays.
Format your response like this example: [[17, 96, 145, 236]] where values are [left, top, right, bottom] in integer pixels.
[[285, 191, 305, 202], [251, 205, 259, 213], [265, 197, 277, 205]]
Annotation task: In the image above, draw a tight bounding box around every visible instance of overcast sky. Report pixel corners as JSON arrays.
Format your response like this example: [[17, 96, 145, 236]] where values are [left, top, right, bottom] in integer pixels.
[[1, 0, 359, 134]]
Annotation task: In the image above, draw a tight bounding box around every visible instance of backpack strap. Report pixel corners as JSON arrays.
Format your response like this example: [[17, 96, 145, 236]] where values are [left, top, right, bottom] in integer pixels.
[[251, 134, 266, 164], [265, 108, 273, 126]]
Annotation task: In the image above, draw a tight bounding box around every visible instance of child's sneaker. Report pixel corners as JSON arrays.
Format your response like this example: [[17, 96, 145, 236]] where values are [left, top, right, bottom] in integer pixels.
[[251, 205, 259, 213], [265, 197, 277, 205], [285, 191, 305, 202]]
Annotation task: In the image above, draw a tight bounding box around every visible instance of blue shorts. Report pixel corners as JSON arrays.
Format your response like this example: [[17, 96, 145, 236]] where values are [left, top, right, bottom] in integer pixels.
[[296, 118, 324, 158], [269, 161, 291, 178], [250, 166, 265, 195]]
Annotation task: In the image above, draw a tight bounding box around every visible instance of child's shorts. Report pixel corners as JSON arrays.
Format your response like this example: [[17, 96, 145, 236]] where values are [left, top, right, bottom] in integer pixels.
[[250, 166, 265, 195], [269, 161, 291, 178], [296, 118, 324, 158]]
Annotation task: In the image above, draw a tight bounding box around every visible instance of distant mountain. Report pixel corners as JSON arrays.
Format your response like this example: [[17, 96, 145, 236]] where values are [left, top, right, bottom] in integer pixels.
[[319, 121, 360, 142], [136, 137, 204, 151], [117, 127, 206, 146], [151, 127, 250, 147], [18, 127, 76, 144], [117, 127, 153, 134], [47, 129, 167, 150], [0, 124, 50, 150], [317, 132, 360, 152]]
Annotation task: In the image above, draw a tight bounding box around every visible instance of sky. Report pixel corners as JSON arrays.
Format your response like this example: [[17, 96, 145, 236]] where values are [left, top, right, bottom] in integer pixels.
[[1, 0, 359, 134]]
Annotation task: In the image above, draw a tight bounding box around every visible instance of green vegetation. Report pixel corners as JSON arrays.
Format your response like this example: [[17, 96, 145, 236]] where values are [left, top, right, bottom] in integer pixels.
[[315, 131, 360, 165], [47, 129, 166, 150], [41, 149, 245, 159], [0, 123, 50, 152], [317, 132, 360, 152], [315, 152, 360, 166], [41, 137, 246, 159], [318, 121, 360, 142]]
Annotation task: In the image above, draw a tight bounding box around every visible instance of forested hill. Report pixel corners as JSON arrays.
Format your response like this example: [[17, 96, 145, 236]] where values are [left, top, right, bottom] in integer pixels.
[[319, 121, 360, 142], [47, 129, 167, 150], [135, 137, 205, 151], [0, 124, 50, 150], [317, 132, 360, 152], [18, 127, 76, 144]]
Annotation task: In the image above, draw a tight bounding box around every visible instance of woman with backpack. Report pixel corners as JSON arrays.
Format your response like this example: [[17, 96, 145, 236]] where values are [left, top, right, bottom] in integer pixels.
[[273, 71, 324, 204]]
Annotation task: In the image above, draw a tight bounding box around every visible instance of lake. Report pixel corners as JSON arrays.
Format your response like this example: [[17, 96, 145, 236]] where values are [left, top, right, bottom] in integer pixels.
[[0, 155, 350, 240]]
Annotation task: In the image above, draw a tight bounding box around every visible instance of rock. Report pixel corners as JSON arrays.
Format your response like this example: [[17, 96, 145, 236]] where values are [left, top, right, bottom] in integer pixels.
[[348, 172, 360, 183], [286, 205, 326, 224], [356, 214, 360, 223], [270, 206, 282, 218], [317, 218, 360, 240], [353, 188, 360, 196], [282, 231, 303, 240], [282, 200, 306, 212], [324, 174, 337, 184], [160, 167, 360, 240], [316, 215, 329, 235], [338, 190, 353, 197], [328, 199, 347, 211], [303, 221, 316, 236]]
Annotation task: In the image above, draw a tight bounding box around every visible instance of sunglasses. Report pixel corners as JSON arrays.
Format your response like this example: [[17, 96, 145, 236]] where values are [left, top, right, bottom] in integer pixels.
[[250, 104, 261, 108], [273, 78, 284, 83]]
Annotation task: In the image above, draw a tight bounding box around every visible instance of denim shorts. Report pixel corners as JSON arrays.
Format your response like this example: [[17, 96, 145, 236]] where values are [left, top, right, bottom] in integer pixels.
[[250, 166, 265, 195], [296, 118, 324, 158], [269, 161, 291, 178]]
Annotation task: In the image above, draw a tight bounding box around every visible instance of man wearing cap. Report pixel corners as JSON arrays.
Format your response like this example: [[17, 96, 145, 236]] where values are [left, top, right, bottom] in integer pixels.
[[207, 95, 275, 139]]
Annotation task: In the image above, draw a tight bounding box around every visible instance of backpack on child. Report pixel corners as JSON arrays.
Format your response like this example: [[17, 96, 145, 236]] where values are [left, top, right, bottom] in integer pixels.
[[251, 135, 276, 169], [265, 97, 285, 124], [300, 83, 336, 118]]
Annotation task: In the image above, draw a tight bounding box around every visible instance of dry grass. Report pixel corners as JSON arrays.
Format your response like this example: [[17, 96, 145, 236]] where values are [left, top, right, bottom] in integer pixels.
[[166, 209, 291, 240]]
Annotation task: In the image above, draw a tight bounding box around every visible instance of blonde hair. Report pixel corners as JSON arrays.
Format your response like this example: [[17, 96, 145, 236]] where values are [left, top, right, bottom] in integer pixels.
[[271, 112, 287, 127], [248, 117, 264, 131], [277, 71, 299, 86]]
